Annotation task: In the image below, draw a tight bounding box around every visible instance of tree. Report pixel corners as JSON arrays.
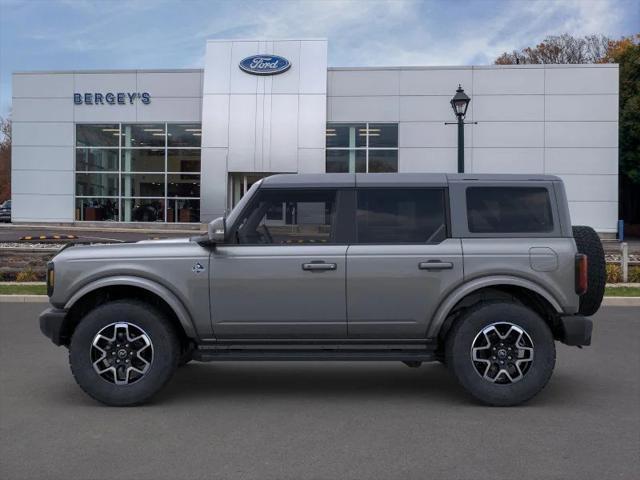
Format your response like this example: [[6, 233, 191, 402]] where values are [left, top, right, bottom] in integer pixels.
[[0, 116, 10, 202], [495, 34, 640, 227], [495, 34, 610, 64], [602, 35, 640, 225]]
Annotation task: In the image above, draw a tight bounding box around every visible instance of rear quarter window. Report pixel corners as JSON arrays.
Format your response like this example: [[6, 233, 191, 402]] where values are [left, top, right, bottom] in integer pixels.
[[466, 186, 553, 234]]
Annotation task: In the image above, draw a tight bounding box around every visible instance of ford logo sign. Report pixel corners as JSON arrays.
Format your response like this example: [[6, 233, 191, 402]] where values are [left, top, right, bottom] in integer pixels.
[[239, 55, 291, 76]]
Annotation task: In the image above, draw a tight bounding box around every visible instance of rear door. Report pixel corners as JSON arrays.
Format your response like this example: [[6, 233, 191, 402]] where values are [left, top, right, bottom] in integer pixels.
[[346, 187, 463, 338]]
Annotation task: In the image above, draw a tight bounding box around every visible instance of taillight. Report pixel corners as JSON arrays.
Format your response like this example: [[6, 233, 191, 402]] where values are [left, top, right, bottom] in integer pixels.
[[575, 254, 588, 295], [46, 262, 55, 297]]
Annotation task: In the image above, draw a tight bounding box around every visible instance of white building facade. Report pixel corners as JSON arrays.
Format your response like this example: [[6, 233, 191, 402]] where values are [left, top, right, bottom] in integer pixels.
[[11, 39, 619, 232]]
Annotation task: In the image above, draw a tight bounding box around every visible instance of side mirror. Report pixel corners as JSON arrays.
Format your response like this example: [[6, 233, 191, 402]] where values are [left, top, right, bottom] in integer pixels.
[[208, 216, 226, 244]]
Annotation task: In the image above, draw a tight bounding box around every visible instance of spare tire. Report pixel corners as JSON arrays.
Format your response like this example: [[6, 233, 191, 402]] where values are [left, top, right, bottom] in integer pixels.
[[572, 225, 606, 316]]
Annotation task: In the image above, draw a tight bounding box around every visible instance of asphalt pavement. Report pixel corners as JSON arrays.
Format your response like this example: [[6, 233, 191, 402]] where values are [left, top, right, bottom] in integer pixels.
[[1, 303, 638, 480]]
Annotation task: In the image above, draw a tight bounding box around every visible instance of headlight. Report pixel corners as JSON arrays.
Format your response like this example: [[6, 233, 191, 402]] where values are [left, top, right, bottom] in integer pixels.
[[46, 262, 55, 297]]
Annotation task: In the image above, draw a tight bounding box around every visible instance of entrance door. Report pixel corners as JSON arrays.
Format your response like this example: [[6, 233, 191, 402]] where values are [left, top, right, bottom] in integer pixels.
[[211, 187, 348, 338], [347, 187, 463, 338]]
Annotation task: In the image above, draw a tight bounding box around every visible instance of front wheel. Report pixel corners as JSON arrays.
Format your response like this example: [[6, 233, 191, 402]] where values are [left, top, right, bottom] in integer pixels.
[[445, 302, 556, 406], [69, 300, 180, 406]]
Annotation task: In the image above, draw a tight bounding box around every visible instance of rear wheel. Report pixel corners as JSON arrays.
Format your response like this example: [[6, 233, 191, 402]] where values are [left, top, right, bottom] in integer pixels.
[[445, 302, 555, 406], [69, 300, 180, 406]]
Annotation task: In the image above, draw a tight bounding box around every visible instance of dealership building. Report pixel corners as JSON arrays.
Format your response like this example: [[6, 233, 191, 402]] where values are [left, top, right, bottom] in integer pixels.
[[11, 39, 619, 232]]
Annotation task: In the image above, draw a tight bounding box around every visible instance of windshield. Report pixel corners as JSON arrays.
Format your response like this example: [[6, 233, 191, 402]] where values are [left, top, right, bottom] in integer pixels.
[[225, 179, 263, 228], [1, 200, 10, 208]]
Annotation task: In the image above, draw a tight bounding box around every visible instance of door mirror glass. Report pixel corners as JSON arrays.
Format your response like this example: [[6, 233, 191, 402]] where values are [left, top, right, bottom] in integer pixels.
[[208, 216, 226, 243]]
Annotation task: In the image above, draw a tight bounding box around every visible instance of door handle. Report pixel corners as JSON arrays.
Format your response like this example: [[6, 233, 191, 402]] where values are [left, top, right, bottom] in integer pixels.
[[419, 261, 453, 271], [302, 262, 337, 272]]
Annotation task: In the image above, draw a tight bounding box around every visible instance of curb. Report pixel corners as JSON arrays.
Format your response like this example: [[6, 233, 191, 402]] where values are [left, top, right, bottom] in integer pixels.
[[2, 295, 640, 306], [601, 297, 640, 306], [0, 295, 49, 303]]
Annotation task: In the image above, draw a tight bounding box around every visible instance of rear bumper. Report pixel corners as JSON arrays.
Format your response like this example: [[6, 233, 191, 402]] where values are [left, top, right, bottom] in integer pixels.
[[558, 315, 593, 346], [39, 307, 68, 346]]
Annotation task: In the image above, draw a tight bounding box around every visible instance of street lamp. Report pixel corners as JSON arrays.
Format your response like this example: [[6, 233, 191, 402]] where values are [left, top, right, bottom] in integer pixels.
[[450, 84, 471, 173]]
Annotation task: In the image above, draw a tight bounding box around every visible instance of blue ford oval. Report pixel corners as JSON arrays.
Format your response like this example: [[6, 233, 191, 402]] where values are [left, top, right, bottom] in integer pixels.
[[239, 55, 291, 75]]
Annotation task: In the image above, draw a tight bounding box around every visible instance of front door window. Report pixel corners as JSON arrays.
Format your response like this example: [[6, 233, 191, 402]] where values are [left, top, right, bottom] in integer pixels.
[[233, 189, 337, 245]]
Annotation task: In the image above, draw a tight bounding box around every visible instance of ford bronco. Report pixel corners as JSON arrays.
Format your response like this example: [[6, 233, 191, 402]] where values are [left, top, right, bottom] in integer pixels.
[[39, 173, 605, 406]]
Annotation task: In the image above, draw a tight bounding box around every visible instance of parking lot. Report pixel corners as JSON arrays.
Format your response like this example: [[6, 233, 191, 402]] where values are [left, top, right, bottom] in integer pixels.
[[1, 303, 638, 480]]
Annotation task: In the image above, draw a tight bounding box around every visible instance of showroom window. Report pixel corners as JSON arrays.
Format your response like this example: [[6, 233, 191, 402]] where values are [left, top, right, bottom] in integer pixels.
[[75, 123, 201, 222], [325, 123, 398, 173]]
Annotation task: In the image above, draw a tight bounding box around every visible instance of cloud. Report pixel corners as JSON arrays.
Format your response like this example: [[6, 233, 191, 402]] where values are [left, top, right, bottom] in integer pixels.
[[0, 0, 637, 115]]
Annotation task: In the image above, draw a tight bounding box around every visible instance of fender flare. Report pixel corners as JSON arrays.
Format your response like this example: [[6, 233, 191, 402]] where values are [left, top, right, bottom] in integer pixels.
[[64, 275, 196, 338], [426, 275, 563, 338]]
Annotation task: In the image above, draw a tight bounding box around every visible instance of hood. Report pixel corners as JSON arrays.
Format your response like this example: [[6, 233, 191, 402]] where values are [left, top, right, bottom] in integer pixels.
[[53, 236, 200, 262], [136, 237, 192, 244]]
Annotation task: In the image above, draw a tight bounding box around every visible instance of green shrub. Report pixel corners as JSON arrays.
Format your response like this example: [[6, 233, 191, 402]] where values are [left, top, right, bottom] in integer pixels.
[[629, 266, 640, 283], [606, 264, 622, 283], [15, 268, 40, 282], [606, 263, 640, 283]]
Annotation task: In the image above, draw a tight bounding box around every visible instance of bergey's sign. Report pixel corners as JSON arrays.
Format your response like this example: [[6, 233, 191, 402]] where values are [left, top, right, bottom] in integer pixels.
[[239, 55, 291, 75], [74, 92, 151, 105]]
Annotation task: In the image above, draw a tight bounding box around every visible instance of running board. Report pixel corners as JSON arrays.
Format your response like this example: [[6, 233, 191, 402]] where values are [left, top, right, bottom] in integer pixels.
[[193, 348, 437, 362]]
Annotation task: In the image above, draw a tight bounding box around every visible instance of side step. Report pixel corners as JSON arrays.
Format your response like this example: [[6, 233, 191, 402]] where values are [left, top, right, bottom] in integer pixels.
[[193, 347, 438, 362]]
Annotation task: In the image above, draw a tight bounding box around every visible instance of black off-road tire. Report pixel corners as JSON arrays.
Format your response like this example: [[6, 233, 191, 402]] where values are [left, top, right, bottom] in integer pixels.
[[572, 225, 606, 316], [445, 302, 556, 407], [69, 300, 180, 406]]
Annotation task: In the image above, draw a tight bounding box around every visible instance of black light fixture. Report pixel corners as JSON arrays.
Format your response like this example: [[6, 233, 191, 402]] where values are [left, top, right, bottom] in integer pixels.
[[450, 84, 470, 118], [448, 84, 472, 173]]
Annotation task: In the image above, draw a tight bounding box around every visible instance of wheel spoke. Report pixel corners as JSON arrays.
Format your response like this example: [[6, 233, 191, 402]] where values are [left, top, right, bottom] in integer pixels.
[[91, 322, 153, 386], [471, 322, 534, 385]]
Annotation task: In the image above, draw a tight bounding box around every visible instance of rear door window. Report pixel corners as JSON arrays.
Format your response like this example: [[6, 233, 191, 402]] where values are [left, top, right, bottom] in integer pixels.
[[466, 187, 553, 233], [356, 188, 447, 243]]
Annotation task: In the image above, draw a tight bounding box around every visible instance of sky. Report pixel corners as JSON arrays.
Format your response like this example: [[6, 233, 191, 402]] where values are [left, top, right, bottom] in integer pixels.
[[0, 0, 638, 116]]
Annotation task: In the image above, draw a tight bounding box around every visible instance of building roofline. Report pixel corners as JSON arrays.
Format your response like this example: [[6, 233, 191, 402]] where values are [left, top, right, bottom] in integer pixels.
[[206, 38, 327, 42], [13, 62, 618, 76], [13, 69, 204, 75], [328, 63, 618, 71]]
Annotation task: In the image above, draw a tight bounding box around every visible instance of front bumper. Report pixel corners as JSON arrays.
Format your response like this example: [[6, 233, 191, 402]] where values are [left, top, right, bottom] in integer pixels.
[[39, 307, 68, 346], [558, 315, 593, 346]]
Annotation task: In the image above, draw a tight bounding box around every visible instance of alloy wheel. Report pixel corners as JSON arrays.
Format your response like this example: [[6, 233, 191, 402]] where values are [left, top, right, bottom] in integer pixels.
[[470, 322, 534, 384], [90, 322, 154, 385]]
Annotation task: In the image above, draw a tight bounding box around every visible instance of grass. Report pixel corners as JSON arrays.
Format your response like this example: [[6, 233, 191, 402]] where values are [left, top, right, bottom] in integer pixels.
[[604, 286, 640, 297], [0, 284, 638, 297], [0, 284, 47, 295]]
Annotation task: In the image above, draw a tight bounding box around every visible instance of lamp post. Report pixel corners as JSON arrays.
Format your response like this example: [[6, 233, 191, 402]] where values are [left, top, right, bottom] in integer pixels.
[[449, 85, 471, 173]]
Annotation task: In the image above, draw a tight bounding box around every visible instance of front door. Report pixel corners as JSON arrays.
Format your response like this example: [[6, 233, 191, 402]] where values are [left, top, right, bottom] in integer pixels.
[[211, 187, 348, 338], [346, 187, 463, 338]]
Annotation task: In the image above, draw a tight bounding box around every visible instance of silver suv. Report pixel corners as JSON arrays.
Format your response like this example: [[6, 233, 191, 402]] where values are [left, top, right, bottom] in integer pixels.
[[39, 173, 605, 406]]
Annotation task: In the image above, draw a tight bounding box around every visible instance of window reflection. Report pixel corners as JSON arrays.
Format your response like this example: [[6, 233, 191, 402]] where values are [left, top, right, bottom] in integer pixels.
[[76, 125, 120, 147], [75, 123, 202, 222], [168, 124, 202, 147], [121, 199, 165, 222], [75, 198, 119, 221], [75, 148, 118, 171], [325, 122, 398, 173], [121, 124, 166, 147], [76, 173, 118, 197], [121, 149, 165, 172], [121, 174, 165, 197]]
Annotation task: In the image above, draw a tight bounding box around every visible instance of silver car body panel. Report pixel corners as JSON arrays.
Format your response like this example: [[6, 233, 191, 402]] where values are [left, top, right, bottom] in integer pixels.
[[50, 239, 211, 337], [210, 245, 348, 338], [346, 239, 463, 338]]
